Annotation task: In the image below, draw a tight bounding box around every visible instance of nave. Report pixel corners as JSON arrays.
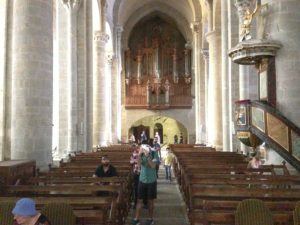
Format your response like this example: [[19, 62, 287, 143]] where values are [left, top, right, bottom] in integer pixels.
[[125, 165, 189, 225], [1, 144, 300, 225]]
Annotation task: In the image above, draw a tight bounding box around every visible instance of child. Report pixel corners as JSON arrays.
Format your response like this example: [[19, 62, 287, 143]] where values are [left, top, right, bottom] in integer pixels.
[[164, 147, 175, 181]]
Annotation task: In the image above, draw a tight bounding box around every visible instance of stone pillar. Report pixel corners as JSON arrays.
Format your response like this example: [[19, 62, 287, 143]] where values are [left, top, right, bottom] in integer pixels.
[[228, 0, 241, 152], [125, 49, 131, 79], [235, 0, 257, 153], [206, 29, 223, 149], [93, 31, 109, 146], [106, 55, 113, 144], [62, 0, 81, 153], [191, 21, 203, 144], [112, 26, 123, 143], [201, 49, 209, 144], [221, 0, 231, 151], [86, 0, 94, 151], [11, 0, 53, 166], [0, 0, 8, 160], [235, 0, 258, 101]]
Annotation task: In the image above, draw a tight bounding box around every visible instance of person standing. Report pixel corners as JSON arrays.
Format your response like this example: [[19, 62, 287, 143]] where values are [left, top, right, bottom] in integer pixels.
[[132, 145, 159, 225], [174, 134, 178, 144], [164, 147, 175, 181], [179, 133, 184, 144], [129, 133, 136, 144], [154, 131, 161, 144], [140, 130, 147, 144], [152, 137, 161, 178]]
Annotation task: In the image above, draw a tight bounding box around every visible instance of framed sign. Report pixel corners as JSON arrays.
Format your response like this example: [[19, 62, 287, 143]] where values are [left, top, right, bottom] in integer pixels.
[[258, 59, 268, 101]]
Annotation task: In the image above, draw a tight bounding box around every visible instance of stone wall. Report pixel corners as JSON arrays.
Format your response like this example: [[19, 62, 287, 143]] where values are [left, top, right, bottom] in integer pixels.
[[265, 0, 300, 128], [122, 105, 196, 144]]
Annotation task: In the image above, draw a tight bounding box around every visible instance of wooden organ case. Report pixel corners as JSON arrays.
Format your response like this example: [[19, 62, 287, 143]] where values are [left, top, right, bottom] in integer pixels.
[[124, 16, 192, 109]]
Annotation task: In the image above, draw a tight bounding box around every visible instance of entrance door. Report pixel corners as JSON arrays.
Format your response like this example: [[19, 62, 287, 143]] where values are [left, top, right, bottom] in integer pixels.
[[132, 125, 150, 144], [154, 123, 163, 144]]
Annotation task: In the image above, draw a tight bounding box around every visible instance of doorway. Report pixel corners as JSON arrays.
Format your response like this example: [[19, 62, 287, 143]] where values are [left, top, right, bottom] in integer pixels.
[[154, 123, 163, 144]]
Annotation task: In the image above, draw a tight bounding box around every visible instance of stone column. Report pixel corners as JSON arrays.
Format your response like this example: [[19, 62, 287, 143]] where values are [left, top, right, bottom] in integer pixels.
[[191, 21, 203, 144], [235, 0, 257, 100], [235, 0, 257, 154], [93, 31, 109, 146], [112, 26, 123, 143], [125, 49, 131, 79], [62, 0, 81, 153], [106, 55, 113, 144], [228, 0, 241, 152], [86, 0, 94, 151], [0, 0, 8, 160], [10, 0, 53, 166], [221, 0, 231, 151], [201, 49, 209, 144], [206, 29, 223, 149]]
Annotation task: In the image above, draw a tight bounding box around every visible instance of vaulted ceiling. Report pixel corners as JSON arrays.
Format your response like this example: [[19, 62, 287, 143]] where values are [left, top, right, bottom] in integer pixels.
[[107, 0, 205, 26]]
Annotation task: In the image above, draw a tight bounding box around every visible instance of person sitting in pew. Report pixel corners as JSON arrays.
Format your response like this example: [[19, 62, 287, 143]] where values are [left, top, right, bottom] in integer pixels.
[[12, 198, 51, 225], [247, 152, 262, 169], [93, 155, 118, 196], [93, 155, 118, 178]]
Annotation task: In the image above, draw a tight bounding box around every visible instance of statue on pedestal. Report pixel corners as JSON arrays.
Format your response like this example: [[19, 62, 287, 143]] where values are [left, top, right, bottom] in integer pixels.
[[240, 1, 268, 42]]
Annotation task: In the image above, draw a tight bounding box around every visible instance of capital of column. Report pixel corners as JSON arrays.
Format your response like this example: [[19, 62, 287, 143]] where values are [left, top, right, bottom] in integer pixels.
[[190, 21, 201, 34], [94, 31, 109, 43], [100, 0, 108, 10], [106, 54, 115, 66], [205, 30, 221, 43], [201, 49, 209, 60], [116, 25, 123, 35], [61, 0, 81, 11], [234, 0, 252, 18]]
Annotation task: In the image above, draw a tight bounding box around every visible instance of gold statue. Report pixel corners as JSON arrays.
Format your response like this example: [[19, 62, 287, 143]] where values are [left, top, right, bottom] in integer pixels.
[[240, 1, 268, 42]]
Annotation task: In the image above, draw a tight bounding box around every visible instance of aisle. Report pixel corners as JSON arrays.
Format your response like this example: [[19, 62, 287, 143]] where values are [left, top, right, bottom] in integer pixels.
[[126, 167, 190, 225]]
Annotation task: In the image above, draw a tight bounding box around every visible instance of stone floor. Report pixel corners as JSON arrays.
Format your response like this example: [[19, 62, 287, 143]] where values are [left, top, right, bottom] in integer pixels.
[[126, 167, 190, 225]]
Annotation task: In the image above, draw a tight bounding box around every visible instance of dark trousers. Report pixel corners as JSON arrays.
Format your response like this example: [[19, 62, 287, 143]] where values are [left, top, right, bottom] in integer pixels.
[[133, 173, 147, 206]]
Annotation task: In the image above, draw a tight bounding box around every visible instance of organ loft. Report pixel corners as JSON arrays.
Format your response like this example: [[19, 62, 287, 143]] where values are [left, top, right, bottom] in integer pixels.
[[124, 17, 192, 109]]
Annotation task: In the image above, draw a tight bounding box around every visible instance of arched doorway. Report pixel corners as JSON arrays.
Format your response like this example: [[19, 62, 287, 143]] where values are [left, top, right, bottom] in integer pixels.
[[129, 125, 150, 144], [128, 115, 188, 145]]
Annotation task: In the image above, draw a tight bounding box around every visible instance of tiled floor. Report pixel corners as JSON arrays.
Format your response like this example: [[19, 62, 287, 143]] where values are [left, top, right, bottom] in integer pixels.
[[126, 168, 190, 225]]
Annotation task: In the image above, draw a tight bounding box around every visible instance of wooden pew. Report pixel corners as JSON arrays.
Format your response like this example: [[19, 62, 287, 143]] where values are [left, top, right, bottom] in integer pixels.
[[0, 196, 113, 225]]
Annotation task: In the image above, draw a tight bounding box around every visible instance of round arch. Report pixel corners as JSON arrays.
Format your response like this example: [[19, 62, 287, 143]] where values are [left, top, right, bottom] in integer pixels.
[[122, 3, 192, 48], [112, 0, 202, 26], [128, 115, 188, 145]]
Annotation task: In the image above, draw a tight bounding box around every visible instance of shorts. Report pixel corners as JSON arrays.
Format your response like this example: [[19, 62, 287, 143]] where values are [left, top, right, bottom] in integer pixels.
[[137, 181, 157, 200]]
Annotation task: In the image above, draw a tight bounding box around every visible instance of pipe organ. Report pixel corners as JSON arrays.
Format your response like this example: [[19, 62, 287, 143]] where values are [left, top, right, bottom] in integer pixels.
[[125, 16, 192, 109]]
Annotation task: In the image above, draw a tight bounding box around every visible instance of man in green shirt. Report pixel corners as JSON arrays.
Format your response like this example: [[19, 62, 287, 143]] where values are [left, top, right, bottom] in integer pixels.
[[132, 144, 159, 225]]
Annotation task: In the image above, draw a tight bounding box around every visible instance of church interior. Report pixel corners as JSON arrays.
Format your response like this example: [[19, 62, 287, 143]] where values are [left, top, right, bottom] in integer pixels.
[[1, 0, 300, 224]]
